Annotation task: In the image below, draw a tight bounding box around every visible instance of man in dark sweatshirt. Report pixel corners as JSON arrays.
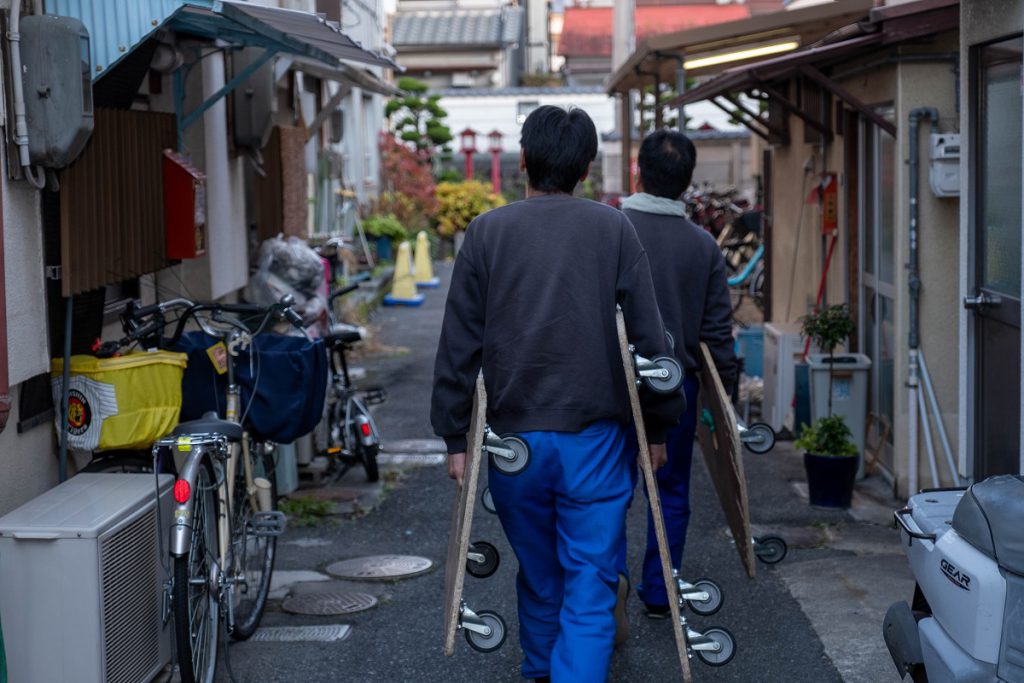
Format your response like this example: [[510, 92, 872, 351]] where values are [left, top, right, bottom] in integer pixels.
[[431, 106, 685, 682], [619, 129, 738, 618]]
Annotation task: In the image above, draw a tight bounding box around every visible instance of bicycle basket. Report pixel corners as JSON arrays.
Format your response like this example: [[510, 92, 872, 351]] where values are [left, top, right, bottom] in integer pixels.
[[50, 351, 188, 451], [174, 332, 327, 444]]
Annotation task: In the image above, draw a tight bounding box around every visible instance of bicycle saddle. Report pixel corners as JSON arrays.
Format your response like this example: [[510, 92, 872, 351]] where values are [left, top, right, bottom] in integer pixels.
[[326, 322, 363, 346], [173, 411, 243, 441]]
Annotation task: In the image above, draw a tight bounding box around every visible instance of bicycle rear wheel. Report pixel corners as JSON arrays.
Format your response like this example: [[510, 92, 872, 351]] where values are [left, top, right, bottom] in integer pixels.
[[173, 458, 220, 683], [229, 440, 278, 640]]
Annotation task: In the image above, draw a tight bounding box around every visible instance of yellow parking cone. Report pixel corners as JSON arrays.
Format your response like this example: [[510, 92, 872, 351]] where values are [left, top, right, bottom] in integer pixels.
[[414, 230, 440, 288], [383, 240, 424, 306]]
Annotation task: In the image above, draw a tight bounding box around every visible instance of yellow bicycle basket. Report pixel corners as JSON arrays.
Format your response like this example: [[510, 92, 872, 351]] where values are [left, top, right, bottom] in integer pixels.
[[51, 351, 188, 451]]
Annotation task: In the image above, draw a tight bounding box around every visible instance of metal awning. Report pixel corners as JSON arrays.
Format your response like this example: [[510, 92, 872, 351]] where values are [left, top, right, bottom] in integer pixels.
[[170, 2, 398, 70], [284, 57, 399, 97], [605, 0, 875, 94], [47, 0, 399, 79]]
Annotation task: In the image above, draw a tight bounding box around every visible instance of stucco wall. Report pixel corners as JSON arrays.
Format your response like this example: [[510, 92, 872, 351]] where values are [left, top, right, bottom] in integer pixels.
[[765, 41, 962, 495]]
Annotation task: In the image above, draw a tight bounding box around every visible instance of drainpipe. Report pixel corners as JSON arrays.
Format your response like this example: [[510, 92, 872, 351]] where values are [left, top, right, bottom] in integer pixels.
[[0, 157, 8, 433], [907, 107, 939, 497], [7, 0, 46, 189]]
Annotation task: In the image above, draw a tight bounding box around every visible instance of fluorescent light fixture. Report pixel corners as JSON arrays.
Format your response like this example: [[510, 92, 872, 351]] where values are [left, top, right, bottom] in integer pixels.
[[684, 40, 800, 70]]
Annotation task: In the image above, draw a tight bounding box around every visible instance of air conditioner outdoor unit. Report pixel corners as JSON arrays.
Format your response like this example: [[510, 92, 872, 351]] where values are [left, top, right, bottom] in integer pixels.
[[0, 473, 173, 683]]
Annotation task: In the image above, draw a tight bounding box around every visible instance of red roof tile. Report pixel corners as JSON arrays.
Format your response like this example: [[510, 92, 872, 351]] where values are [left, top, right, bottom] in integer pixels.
[[559, 5, 752, 58]]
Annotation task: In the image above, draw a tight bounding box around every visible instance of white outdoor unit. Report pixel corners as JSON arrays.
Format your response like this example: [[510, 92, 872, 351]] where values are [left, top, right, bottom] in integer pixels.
[[762, 322, 810, 433], [0, 473, 173, 683]]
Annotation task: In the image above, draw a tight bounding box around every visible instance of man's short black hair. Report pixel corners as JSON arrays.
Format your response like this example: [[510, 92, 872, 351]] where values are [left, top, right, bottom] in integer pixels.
[[638, 130, 697, 199], [520, 105, 598, 194]]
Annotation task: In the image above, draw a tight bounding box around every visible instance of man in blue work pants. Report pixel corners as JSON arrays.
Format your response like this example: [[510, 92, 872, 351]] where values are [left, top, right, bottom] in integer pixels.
[[432, 106, 684, 682], [619, 130, 738, 618]]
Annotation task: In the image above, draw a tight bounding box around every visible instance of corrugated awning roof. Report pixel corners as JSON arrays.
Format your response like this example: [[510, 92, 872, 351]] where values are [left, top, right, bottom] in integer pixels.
[[559, 5, 751, 59], [392, 6, 523, 49], [46, 0, 399, 79], [606, 0, 875, 93], [286, 57, 399, 97]]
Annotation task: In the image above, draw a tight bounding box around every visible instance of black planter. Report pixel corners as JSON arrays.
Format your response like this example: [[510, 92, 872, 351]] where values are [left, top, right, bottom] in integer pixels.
[[804, 452, 859, 508]]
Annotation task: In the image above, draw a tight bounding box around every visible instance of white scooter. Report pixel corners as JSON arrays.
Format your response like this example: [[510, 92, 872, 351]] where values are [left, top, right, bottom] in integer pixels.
[[883, 475, 1024, 682]]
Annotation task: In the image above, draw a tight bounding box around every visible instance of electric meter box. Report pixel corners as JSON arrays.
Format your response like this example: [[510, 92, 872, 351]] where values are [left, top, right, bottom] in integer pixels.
[[20, 15, 93, 167], [163, 150, 207, 259], [929, 133, 961, 198]]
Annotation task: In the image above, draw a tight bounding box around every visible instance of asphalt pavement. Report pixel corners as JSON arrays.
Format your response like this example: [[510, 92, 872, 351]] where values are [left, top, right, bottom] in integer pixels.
[[217, 260, 911, 683]]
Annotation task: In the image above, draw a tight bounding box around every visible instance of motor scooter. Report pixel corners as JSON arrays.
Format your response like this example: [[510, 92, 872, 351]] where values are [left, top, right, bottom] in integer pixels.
[[883, 475, 1024, 682]]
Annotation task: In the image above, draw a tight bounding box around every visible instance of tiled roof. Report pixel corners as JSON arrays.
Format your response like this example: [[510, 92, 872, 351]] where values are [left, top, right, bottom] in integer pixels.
[[433, 85, 606, 97], [559, 5, 751, 58], [392, 6, 523, 48]]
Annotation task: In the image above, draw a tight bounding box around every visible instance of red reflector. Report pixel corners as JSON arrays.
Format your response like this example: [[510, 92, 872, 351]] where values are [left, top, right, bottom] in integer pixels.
[[173, 480, 191, 504], [360, 422, 372, 437]]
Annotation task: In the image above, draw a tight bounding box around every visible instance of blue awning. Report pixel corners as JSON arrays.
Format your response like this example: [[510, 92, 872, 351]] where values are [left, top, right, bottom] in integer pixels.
[[47, 0, 398, 80]]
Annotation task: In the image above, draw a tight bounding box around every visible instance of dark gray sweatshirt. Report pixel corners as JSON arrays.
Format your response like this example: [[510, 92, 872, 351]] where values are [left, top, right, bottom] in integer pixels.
[[432, 194, 685, 453], [623, 207, 738, 389]]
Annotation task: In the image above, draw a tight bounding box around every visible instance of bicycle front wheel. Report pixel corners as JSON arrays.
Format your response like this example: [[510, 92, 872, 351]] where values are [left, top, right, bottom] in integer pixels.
[[173, 459, 219, 683], [229, 440, 278, 640]]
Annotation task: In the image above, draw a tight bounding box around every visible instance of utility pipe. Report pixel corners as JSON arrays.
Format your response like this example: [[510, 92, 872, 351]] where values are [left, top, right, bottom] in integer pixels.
[[7, 0, 46, 189], [0, 148, 8, 433], [918, 352, 961, 486], [918, 388, 940, 488], [59, 296, 71, 482], [907, 107, 939, 497]]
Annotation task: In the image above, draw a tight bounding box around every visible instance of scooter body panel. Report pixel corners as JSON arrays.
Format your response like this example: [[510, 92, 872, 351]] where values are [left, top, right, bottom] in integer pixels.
[[905, 491, 1007, 663], [919, 616, 1000, 683]]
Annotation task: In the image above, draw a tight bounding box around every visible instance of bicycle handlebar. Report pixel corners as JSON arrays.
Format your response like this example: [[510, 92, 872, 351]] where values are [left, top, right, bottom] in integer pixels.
[[329, 283, 359, 303]]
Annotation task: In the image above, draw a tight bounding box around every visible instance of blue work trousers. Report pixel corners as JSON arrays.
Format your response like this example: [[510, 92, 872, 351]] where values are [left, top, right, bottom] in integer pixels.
[[622, 375, 700, 608], [487, 420, 632, 682]]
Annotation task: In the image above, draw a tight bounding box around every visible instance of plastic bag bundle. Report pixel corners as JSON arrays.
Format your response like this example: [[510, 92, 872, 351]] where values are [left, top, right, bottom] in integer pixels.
[[246, 236, 326, 323]]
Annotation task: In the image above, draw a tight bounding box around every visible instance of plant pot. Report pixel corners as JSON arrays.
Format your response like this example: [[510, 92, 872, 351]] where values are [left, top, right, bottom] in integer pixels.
[[804, 451, 859, 508]]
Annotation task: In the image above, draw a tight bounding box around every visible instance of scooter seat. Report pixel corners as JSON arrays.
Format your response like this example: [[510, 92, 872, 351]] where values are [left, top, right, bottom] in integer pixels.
[[952, 475, 1024, 575]]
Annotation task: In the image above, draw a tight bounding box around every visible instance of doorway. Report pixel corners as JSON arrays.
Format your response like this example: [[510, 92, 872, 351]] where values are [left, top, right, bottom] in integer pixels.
[[969, 35, 1023, 480]]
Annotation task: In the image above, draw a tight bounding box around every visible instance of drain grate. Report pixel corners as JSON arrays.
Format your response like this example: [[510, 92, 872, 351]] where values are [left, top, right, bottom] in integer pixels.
[[282, 591, 379, 616], [250, 624, 352, 643], [326, 554, 434, 580]]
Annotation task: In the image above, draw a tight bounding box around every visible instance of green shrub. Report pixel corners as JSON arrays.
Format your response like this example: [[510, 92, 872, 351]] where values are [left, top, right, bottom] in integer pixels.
[[795, 415, 858, 457], [363, 214, 408, 241]]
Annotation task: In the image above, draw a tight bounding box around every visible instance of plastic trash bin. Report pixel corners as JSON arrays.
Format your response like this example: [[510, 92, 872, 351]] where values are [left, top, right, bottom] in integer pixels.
[[275, 442, 299, 497], [735, 325, 764, 378], [808, 353, 871, 477]]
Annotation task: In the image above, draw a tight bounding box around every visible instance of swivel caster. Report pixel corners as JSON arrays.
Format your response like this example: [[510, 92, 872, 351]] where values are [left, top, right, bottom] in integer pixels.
[[481, 487, 497, 514], [466, 541, 500, 579], [689, 626, 736, 666], [740, 421, 776, 454], [485, 430, 530, 475], [678, 577, 724, 616], [635, 353, 684, 394], [754, 535, 788, 565], [459, 603, 507, 653]]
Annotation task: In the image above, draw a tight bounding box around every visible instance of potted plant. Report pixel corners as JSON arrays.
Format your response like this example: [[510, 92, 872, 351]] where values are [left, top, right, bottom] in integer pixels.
[[798, 304, 862, 507], [795, 414, 859, 508], [362, 214, 407, 262]]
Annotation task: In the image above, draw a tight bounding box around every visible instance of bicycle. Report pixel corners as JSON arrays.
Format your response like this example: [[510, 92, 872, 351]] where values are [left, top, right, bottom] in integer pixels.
[[319, 283, 385, 483], [118, 296, 313, 683]]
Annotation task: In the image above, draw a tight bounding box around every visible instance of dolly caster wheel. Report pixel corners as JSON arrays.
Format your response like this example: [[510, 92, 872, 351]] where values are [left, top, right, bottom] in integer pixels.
[[694, 627, 736, 666], [464, 611, 507, 653], [466, 541, 500, 578], [481, 487, 497, 514], [488, 434, 530, 475], [754, 535, 788, 565], [681, 578, 723, 616], [642, 356, 684, 394], [742, 422, 776, 454]]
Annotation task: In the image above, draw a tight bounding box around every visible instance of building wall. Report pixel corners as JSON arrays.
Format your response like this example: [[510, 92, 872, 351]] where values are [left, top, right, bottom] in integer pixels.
[[958, 0, 1024, 478], [765, 44, 960, 495], [0, 144, 57, 517]]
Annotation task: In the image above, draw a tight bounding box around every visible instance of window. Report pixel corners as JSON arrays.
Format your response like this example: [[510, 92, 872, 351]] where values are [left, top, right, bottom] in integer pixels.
[[516, 101, 539, 125]]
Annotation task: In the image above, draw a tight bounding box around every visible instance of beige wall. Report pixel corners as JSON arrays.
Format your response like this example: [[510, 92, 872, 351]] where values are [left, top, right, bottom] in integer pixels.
[[766, 37, 961, 496]]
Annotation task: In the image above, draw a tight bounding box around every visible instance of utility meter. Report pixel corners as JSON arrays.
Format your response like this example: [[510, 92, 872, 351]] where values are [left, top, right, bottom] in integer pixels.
[[929, 133, 960, 198], [20, 15, 93, 167]]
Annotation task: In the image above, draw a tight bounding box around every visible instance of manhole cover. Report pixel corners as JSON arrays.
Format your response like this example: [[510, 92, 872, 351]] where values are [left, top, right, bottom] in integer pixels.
[[250, 624, 352, 643], [326, 554, 434, 580], [282, 591, 378, 616]]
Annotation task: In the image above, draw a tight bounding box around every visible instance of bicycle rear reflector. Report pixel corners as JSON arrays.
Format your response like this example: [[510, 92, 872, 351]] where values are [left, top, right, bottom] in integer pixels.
[[360, 422, 372, 438], [174, 479, 191, 504]]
